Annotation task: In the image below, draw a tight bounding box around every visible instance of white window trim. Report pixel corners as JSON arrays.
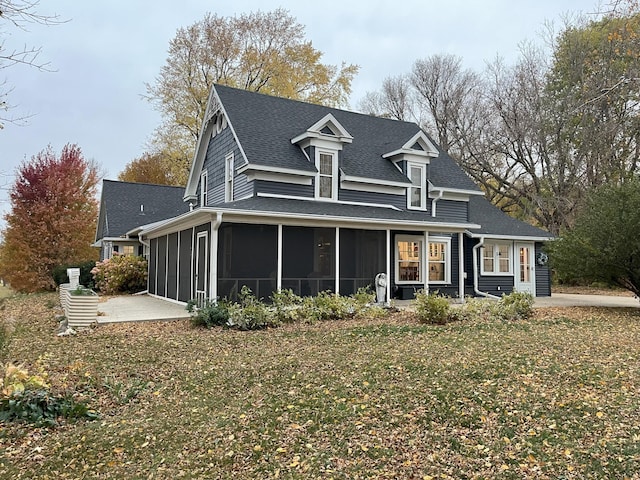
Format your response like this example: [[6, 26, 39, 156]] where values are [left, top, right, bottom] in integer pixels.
[[406, 162, 427, 211], [395, 234, 424, 285], [315, 149, 338, 201], [225, 152, 234, 202], [428, 236, 451, 285], [200, 171, 208, 207], [480, 241, 514, 276]]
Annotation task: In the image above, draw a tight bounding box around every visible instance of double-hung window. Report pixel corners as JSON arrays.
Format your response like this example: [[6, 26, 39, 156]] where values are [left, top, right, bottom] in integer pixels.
[[407, 163, 426, 210], [396, 236, 422, 283], [428, 237, 451, 283], [481, 242, 512, 275], [316, 150, 337, 200]]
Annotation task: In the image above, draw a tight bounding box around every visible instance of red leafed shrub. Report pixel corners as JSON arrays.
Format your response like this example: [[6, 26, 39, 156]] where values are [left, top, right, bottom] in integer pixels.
[[91, 255, 148, 295]]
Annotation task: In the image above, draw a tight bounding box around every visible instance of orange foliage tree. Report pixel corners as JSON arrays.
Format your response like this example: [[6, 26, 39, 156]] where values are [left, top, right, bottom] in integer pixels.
[[0, 144, 100, 292], [118, 152, 183, 186]]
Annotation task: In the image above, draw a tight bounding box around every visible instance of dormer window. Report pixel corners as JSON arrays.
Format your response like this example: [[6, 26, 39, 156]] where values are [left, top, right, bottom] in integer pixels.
[[316, 150, 337, 200], [407, 163, 426, 210]]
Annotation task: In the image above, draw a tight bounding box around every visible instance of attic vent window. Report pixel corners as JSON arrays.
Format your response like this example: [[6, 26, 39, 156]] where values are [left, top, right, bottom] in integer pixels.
[[320, 125, 335, 135], [411, 142, 424, 151]]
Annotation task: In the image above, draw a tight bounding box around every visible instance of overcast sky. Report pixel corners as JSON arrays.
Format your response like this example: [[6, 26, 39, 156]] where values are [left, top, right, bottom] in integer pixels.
[[0, 0, 598, 228]]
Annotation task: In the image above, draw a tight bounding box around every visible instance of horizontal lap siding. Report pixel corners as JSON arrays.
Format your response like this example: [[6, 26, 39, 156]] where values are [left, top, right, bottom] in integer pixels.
[[339, 189, 407, 210], [436, 200, 468, 222], [204, 127, 242, 205], [535, 243, 551, 296], [256, 180, 314, 198]]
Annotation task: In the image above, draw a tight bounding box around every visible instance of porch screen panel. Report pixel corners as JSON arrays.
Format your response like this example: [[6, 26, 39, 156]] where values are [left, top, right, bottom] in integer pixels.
[[217, 223, 278, 301], [339, 229, 385, 295], [166, 232, 178, 300], [282, 226, 335, 296], [156, 236, 167, 297], [178, 229, 193, 302], [148, 238, 157, 295]]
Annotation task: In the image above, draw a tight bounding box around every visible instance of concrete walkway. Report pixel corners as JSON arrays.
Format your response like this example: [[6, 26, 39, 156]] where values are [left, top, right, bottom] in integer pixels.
[[533, 293, 638, 308], [97, 294, 190, 324]]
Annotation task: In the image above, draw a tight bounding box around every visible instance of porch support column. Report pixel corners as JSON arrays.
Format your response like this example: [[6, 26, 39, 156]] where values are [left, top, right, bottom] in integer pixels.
[[277, 224, 283, 291], [458, 232, 465, 301], [335, 227, 340, 294], [386, 229, 391, 303], [424, 231, 429, 294], [209, 212, 223, 302]]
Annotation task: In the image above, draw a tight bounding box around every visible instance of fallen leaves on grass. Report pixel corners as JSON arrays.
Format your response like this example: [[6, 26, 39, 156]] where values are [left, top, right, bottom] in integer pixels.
[[1, 293, 640, 478]]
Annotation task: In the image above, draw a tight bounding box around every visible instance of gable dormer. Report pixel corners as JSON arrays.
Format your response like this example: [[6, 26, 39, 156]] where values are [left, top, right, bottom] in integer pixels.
[[291, 114, 353, 201], [382, 132, 439, 211], [382, 131, 439, 164], [290, 113, 353, 151]]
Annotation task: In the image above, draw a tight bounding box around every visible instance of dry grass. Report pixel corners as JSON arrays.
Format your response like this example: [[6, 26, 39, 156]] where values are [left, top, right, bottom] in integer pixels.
[[1, 293, 640, 479]]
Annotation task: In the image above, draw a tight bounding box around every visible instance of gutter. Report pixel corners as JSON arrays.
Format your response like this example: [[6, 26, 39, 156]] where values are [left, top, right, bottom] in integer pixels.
[[472, 236, 500, 299]]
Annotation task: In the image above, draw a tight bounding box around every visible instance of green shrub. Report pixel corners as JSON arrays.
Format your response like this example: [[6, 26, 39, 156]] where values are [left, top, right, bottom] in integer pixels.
[[187, 300, 230, 328], [226, 286, 276, 330], [52, 261, 97, 289], [302, 291, 355, 322], [414, 290, 450, 324], [491, 291, 534, 320], [352, 286, 376, 307], [0, 389, 97, 426], [91, 255, 148, 294], [449, 297, 493, 322], [270, 289, 304, 323], [0, 363, 97, 427]]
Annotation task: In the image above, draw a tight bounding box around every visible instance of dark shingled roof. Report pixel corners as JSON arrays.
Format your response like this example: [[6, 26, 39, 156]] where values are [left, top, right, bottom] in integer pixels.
[[214, 84, 481, 191], [468, 195, 553, 239], [215, 195, 478, 228], [96, 180, 190, 240]]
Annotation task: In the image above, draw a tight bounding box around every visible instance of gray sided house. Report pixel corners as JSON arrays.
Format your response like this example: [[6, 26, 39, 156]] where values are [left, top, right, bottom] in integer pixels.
[[136, 84, 552, 305], [94, 180, 189, 261]]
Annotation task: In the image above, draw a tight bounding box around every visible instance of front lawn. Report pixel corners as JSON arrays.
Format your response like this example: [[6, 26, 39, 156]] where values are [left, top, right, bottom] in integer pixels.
[[1, 293, 640, 478]]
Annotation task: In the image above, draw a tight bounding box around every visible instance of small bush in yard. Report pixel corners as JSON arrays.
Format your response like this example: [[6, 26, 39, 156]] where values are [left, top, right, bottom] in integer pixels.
[[302, 291, 356, 322], [226, 286, 275, 330], [270, 289, 304, 323], [187, 300, 230, 328], [414, 290, 450, 324], [91, 255, 148, 294], [491, 291, 534, 320], [0, 363, 97, 426]]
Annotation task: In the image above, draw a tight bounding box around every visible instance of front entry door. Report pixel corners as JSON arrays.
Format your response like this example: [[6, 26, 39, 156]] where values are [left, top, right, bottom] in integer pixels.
[[195, 232, 208, 306], [515, 243, 535, 295]]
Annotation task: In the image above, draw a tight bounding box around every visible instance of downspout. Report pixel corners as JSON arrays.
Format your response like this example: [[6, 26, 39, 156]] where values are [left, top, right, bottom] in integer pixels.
[[472, 236, 500, 299], [210, 212, 223, 303], [431, 188, 444, 217]]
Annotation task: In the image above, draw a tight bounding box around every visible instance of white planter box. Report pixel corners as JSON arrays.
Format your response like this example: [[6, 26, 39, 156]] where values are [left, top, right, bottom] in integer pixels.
[[62, 287, 99, 328]]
